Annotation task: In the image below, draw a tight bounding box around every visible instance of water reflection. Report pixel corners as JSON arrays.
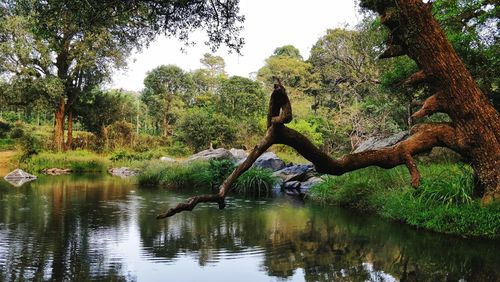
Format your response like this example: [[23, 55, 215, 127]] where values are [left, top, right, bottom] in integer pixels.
[[0, 175, 498, 281]]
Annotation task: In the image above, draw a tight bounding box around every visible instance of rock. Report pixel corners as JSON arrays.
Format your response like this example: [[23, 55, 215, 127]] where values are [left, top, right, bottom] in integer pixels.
[[354, 131, 410, 153], [186, 148, 236, 163], [300, 177, 324, 194], [230, 148, 248, 162], [253, 152, 285, 172], [108, 167, 138, 178], [4, 169, 36, 187], [160, 156, 176, 163], [273, 164, 315, 182], [42, 168, 72, 175]]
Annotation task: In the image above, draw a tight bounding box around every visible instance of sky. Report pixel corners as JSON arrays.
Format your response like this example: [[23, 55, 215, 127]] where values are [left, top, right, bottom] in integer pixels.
[[110, 0, 361, 92]]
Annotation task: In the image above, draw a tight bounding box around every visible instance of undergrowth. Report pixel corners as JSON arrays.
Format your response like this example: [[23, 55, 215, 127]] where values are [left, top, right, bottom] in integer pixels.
[[308, 163, 500, 238]]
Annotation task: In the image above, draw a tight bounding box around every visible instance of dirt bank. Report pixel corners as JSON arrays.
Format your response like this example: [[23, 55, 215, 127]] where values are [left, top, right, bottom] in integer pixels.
[[0, 150, 16, 176]]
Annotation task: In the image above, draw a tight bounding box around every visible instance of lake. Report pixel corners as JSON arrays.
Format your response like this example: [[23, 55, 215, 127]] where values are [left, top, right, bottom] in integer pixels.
[[0, 174, 498, 281]]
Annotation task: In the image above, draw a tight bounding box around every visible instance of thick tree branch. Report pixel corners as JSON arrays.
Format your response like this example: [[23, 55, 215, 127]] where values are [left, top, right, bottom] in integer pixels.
[[402, 70, 430, 87], [158, 121, 459, 218], [378, 45, 405, 59], [412, 94, 440, 119]]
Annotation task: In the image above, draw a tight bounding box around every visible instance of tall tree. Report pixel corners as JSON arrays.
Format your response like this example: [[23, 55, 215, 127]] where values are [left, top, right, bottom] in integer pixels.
[[257, 45, 318, 97], [200, 53, 227, 77], [0, 0, 244, 150], [142, 65, 193, 137]]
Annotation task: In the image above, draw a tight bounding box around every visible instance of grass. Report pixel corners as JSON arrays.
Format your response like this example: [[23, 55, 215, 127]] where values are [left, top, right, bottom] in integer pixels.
[[26, 150, 111, 173], [137, 160, 212, 189], [0, 139, 15, 151], [233, 167, 278, 197], [138, 159, 278, 196], [307, 163, 500, 238]]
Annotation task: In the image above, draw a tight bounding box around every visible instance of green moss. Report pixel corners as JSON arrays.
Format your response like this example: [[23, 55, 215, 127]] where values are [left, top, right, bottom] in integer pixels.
[[308, 163, 500, 238]]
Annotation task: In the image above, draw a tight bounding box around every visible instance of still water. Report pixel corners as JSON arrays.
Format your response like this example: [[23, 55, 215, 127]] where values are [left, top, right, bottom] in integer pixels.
[[0, 174, 498, 281]]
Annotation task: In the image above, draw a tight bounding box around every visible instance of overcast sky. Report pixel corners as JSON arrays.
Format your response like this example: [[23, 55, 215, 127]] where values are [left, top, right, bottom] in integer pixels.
[[110, 0, 361, 92]]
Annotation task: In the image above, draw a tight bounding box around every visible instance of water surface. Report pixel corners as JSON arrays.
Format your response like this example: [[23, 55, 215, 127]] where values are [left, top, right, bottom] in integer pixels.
[[0, 174, 498, 281]]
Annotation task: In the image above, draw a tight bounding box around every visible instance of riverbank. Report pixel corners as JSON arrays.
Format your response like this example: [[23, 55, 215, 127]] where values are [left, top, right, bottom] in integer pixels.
[[307, 164, 500, 239], [9, 147, 500, 238], [0, 150, 16, 176]]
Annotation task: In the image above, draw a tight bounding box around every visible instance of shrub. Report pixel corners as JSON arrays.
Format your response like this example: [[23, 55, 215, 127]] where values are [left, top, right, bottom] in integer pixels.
[[16, 133, 41, 162], [104, 121, 136, 151], [177, 108, 236, 151], [208, 159, 235, 188], [9, 127, 24, 139], [0, 120, 12, 138], [71, 131, 99, 151]]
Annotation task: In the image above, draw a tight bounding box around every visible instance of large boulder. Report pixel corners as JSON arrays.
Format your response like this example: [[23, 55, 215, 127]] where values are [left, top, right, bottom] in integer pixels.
[[299, 177, 324, 194], [354, 131, 410, 153], [273, 164, 315, 182], [4, 169, 36, 187], [108, 167, 138, 178], [253, 152, 285, 172], [230, 148, 248, 164], [186, 148, 236, 162]]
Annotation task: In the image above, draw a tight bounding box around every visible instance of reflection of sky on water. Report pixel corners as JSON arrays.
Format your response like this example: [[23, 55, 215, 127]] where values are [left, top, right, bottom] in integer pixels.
[[101, 194, 305, 282]]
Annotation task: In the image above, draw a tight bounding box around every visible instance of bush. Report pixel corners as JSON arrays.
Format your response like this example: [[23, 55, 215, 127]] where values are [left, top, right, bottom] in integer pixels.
[[208, 159, 235, 188], [104, 121, 136, 151], [0, 120, 12, 138], [9, 127, 24, 139], [71, 132, 100, 151], [16, 133, 41, 162], [177, 108, 236, 151]]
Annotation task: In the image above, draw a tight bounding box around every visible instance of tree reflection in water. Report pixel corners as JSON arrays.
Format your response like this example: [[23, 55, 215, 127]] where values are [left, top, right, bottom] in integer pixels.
[[0, 175, 498, 281]]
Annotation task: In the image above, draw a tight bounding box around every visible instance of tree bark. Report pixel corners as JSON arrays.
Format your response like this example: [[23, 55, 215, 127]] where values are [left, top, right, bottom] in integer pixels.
[[360, 0, 499, 203], [53, 97, 65, 152], [65, 107, 73, 150]]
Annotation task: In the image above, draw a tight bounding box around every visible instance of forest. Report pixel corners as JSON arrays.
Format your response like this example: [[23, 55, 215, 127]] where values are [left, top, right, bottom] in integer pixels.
[[0, 0, 499, 280]]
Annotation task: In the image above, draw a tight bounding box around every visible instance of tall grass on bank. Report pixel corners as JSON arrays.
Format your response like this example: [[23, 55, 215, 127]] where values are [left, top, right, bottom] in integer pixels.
[[137, 161, 212, 189], [26, 150, 110, 173], [308, 163, 500, 238], [233, 167, 278, 197], [138, 160, 278, 196]]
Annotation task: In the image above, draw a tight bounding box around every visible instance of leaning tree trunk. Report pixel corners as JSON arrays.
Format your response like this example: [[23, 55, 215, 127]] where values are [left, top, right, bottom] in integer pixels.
[[53, 97, 66, 152], [361, 0, 499, 202]]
